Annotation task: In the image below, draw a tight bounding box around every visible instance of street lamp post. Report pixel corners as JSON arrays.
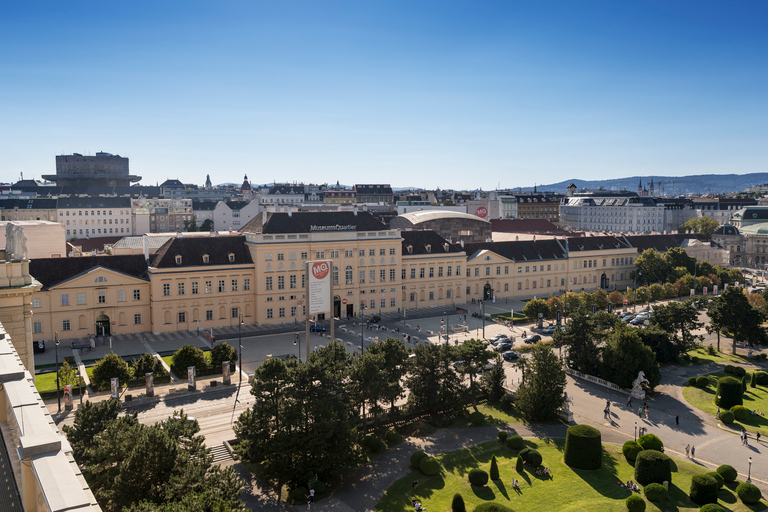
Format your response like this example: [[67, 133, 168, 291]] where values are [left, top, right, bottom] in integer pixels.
[[293, 333, 301, 362], [238, 315, 243, 387], [748, 457, 753, 483], [481, 301, 486, 339], [55, 332, 61, 413], [634, 422, 637, 441], [360, 304, 366, 353]]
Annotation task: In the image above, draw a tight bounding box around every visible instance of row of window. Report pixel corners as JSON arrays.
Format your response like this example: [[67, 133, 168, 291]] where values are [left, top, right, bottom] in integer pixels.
[[264, 248, 397, 261], [67, 228, 129, 236], [65, 218, 127, 225], [163, 278, 251, 296], [265, 275, 303, 291], [402, 265, 461, 280], [59, 289, 141, 306], [63, 210, 128, 216], [266, 306, 305, 318], [408, 289, 454, 302]]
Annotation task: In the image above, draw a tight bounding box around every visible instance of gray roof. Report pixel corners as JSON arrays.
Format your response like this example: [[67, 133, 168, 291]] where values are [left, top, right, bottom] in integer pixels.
[[111, 235, 174, 250], [56, 196, 132, 208], [398, 210, 491, 225]]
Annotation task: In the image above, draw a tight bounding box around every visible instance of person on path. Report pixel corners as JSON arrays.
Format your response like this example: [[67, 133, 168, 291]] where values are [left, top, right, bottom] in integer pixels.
[[645, 405, 649, 420], [685, 444, 690, 457], [627, 395, 633, 408], [606, 399, 611, 411], [675, 415, 679, 426], [638, 406, 643, 417], [691, 445, 695, 458], [757, 432, 762, 444]]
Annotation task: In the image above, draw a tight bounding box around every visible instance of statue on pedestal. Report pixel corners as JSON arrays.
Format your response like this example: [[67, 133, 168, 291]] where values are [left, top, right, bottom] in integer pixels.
[[5, 224, 28, 261], [631, 371, 649, 400]]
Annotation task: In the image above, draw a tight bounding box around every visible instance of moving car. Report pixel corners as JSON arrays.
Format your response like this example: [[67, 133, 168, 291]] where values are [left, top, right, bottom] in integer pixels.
[[542, 326, 556, 335], [523, 334, 541, 344], [502, 350, 519, 362], [490, 334, 509, 342], [494, 342, 514, 352], [309, 324, 326, 332]]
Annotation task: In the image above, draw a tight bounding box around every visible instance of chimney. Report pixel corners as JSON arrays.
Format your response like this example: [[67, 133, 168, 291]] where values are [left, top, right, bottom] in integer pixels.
[[353, 206, 358, 216], [142, 235, 150, 264], [460, 239, 465, 248], [288, 208, 292, 217]]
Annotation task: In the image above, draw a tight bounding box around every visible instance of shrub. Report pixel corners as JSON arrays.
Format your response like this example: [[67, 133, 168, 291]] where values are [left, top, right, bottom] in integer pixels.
[[724, 365, 735, 374], [410, 451, 428, 468], [706, 471, 724, 490], [91, 352, 131, 391], [419, 456, 441, 476], [385, 429, 402, 444], [626, 494, 646, 512], [687, 377, 698, 386], [506, 435, 524, 450], [290, 486, 307, 503], [452, 493, 466, 512], [699, 504, 725, 512], [742, 375, 748, 392], [469, 411, 484, 425], [719, 410, 735, 424], [756, 371, 768, 385], [468, 468, 489, 487], [634, 450, 671, 486], [564, 424, 602, 470], [643, 482, 667, 502], [362, 435, 386, 453], [130, 353, 168, 380], [733, 366, 747, 377], [737, 482, 762, 504], [696, 376, 709, 388], [472, 504, 514, 512], [751, 372, 757, 388], [716, 376, 743, 409], [689, 474, 719, 505], [731, 405, 749, 421], [622, 441, 643, 462], [171, 345, 207, 377], [515, 455, 524, 473], [520, 448, 542, 467], [490, 455, 499, 480], [716, 464, 737, 483], [498, 431, 508, 442], [637, 433, 664, 452], [312, 481, 327, 494], [210, 342, 237, 371]]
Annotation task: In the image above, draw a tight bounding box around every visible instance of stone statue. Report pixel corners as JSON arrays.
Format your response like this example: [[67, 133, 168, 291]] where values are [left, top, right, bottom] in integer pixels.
[[631, 371, 649, 399], [5, 223, 16, 261], [558, 392, 574, 422], [5, 224, 28, 261]]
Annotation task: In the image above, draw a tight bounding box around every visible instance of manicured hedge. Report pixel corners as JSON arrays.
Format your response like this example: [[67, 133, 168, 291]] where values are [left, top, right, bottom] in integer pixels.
[[452, 493, 466, 512], [637, 433, 664, 452], [411, 451, 428, 468], [716, 464, 737, 483], [732, 366, 747, 377], [385, 430, 402, 444], [622, 441, 643, 462], [687, 376, 698, 387], [731, 405, 748, 421], [468, 468, 489, 487], [716, 376, 743, 409], [498, 431, 508, 442], [719, 410, 735, 424], [626, 494, 646, 512], [724, 365, 735, 374], [515, 455, 524, 473], [643, 482, 668, 502], [696, 376, 709, 388], [469, 411, 485, 425], [699, 504, 724, 512], [634, 450, 671, 486], [706, 471, 724, 490], [290, 486, 307, 503], [420, 456, 441, 476], [472, 504, 514, 512], [755, 371, 768, 386], [490, 455, 499, 480], [363, 435, 386, 453], [689, 474, 718, 505], [564, 424, 602, 470], [736, 482, 762, 505], [506, 435, 524, 450], [519, 448, 542, 467]]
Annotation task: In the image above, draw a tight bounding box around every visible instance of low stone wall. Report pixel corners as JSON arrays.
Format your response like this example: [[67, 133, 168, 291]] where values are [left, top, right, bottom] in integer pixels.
[[566, 367, 630, 395]]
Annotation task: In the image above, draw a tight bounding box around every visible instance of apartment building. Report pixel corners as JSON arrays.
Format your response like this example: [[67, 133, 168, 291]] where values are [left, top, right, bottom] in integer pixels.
[[57, 196, 132, 238]]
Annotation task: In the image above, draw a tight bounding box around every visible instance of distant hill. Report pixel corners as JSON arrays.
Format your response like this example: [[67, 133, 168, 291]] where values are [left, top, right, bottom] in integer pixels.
[[517, 173, 768, 196]]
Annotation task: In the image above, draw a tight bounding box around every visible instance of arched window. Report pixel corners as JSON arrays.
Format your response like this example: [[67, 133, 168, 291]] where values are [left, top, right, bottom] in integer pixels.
[[332, 266, 339, 285], [345, 265, 353, 284]]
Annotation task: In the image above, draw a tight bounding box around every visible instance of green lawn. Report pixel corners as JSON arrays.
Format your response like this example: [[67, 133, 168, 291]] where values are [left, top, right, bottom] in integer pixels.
[[376, 439, 767, 511], [35, 367, 92, 394], [684, 371, 768, 436], [161, 351, 211, 372], [449, 402, 527, 429], [683, 347, 751, 366]]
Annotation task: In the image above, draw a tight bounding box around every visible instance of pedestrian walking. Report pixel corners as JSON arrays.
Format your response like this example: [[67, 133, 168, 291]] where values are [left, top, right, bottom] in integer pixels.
[[685, 444, 690, 457], [645, 405, 649, 420], [691, 445, 695, 458], [606, 399, 611, 410], [627, 395, 633, 408], [757, 432, 762, 444], [675, 415, 679, 426], [638, 406, 643, 417]]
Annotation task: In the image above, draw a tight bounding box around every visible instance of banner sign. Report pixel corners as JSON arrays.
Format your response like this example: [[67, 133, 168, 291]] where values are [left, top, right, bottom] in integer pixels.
[[111, 378, 119, 399], [188, 366, 196, 391], [713, 285, 718, 296], [223, 361, 231, 385], [308, 260, 332, 314], [146, 373, 154, 397], [64, 385, 72, 407]]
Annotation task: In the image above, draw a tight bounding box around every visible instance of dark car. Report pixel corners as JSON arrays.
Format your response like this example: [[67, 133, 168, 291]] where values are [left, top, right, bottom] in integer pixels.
[[523, 334, 541, 344], [502, 350, 519, 362], [309, 325, 326, 332], [369, 315, 381, 323], [494, 342, 514, 352]]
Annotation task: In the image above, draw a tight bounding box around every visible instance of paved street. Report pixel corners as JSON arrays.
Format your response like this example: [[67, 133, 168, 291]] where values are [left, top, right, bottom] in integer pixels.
[[38, 302, 768, 511]]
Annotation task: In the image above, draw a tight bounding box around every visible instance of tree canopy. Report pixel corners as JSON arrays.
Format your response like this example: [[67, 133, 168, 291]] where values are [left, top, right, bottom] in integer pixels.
[[679, 216, 720, 239], [514, 344, 566, 421]]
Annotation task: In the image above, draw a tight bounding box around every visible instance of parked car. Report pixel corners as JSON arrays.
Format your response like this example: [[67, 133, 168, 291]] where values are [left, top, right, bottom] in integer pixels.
[[630, 317, 646, 326], [309, 324, 326, 332], [494, 342, 514, 352], [369, 315, 381, 323], [490, 334, 509, 342], [502, 350, 519, 362], [523, 334, 541, 344], [542, 326, 556, 335]]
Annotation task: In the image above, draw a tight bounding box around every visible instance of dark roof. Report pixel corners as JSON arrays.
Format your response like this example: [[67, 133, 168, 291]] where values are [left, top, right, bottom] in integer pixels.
[[735, 207, 768, 220], [161, 179, 185, 188], [713, 224, 739, 236], [622, 233, 706, 252], [29, 255, 148, 289], [401, 230, 464, 256], [56, 196, 132, 208], [192, 201, 218, 211], [354, 184, 393, 195], [564, 235, 630, 252], [151, 235, 252, 268], [0, 198, 57, 210], [268, 185, 304, 195], [457, 240, 567, 262], [240, 211, 388, 234], [69, 236, 124, 252], [224, 201, 250, 210], [490, 218, 567, 233]]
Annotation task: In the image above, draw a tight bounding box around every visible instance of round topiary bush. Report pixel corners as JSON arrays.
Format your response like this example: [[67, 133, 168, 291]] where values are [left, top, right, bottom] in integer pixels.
[[644, 482, 668, 502], [724, 365, 735, 374], [706, 471, 724, 490], [736, 482, 762, 505], [91, 352, 132, 391], [411, 451, 428, 468], [716, 376, 744, 409], [637, 433, 664, 452], [452, 493, 466, 512], [699, 504, 725, 512], [564, 424, 602, 470], [472, 504, 514, 512], [755, 371, 768, 386], [626, 494, 646, 512], [687, 376, 698, 386], [731, 405, 749, 421], [210, 341, 237, 371], [733, 366, 747, 377], [521, 448, 542, 467], [171, 345, 207, 378], [506, 435, 524, 450], [719, 410, 735, 424], [498, 431, 508, 442], [634, 450, 672, 486], [312, 481, 327, 494], [696, 376, 709, 388], [469, 411, 484, 425], [420, 456, 441, 476], [363, 435, 386, 453], [690, 474, 719, 505], [622, 441, 643, 462], [290, 486, 307, 503], [468, 468, 489, 487], [385, 429, 402, 444], [716, 464, 737, 483]]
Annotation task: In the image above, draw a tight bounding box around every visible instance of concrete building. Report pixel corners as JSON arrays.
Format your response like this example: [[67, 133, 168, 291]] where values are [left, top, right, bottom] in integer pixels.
[[213, 199, 261, 231], [323, 189, 356, 204], [259, 184, 305, 206], [353, 184, 394, 205], [560, 192, 665, 233], [192, 201, 217, 229], [0, 198, 58, 222], [391, 210, 492, 244], [515, 194, 562, 224], [711, 224, 742, 266], [146, 198, 193, 233], [57, 196, 132, 239], [44, 152, 141, 189]]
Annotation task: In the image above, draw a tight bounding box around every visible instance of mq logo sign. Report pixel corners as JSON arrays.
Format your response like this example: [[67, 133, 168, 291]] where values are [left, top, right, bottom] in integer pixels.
[[476, 207, 488, 218], [312, 261, 330, 280]]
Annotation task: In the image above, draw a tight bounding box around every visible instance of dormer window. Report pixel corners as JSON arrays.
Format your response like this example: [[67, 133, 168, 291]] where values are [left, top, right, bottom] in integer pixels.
[[407, 245, 413, 254], [228, 253, 235, 263], [95, 276, 107, 283], [425, 244, 431, 253], [203, 254, 210, 264], [443, 243, 449, 252], [175, 255, 182, 266]]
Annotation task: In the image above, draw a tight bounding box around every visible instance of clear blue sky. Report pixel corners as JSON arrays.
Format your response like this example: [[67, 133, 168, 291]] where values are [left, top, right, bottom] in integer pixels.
[[1, 1, 767, 190]]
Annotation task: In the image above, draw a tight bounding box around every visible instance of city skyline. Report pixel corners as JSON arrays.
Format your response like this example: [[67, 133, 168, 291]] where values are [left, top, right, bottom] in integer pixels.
[[2, 1, 767, 189]]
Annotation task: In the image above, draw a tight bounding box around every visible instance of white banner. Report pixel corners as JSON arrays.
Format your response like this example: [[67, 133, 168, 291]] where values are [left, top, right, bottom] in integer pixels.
[[713, 285, 719, 296], [308, 260, 332, 314]]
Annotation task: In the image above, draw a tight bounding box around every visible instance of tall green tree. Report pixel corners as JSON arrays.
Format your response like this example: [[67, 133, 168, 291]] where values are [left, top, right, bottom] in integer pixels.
[[405, 343, 465, 415], [366, 337, 409, 415], [679, 217, 719, 239], [553, 309, 606, 375], [514, 344, 566, 421], [665, 247, 696, 275], [637, 325, 677, 364], [634, 248, 671, 284], [456, 338, 493, 408], [601, 326, 661, 389], [522, 298, 550, 322], [200, 218, 214, 231], [348, 350, 387, 422], [708, 286, 765, 354], [482, 354, 505, 403], [62, 398, 130, 463], [650, 299, 704, 354]]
